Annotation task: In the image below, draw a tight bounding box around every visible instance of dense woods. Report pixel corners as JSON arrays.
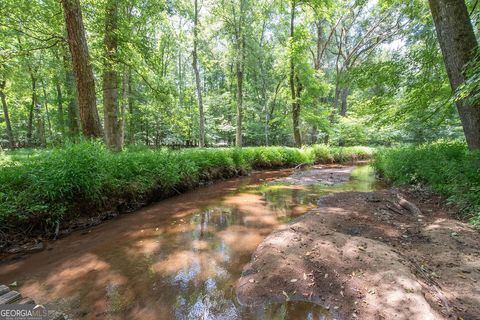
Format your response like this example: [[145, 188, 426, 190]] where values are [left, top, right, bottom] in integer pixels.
[[1, 0, 479, 149]]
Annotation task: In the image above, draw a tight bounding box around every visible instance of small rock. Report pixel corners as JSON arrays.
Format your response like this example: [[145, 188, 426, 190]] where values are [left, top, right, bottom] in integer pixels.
[[6, 246, 22, 254], [27, 242, 44, 253]]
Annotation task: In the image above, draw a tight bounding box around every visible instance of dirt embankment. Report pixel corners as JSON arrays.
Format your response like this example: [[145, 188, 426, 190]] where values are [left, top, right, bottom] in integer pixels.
[[271, 166, 355, 186], [237, 185, 480, 319]]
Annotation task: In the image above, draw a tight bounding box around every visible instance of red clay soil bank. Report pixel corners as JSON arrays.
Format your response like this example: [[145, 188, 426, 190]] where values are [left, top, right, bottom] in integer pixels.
[[236, 190, 480, 320]]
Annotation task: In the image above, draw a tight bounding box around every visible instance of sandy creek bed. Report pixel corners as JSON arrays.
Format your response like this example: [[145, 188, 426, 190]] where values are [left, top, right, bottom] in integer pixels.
[[237, 167, 480, 320]]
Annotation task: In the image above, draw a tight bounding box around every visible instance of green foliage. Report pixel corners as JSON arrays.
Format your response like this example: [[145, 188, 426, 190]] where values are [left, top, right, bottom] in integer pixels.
[[373, 141, 480, 225], [0, 142, 373, 234]]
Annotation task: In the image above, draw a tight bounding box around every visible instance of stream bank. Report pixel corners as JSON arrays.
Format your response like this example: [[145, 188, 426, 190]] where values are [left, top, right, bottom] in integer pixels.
[[0, 165, 375, 319], [236, 182, 480, 319]]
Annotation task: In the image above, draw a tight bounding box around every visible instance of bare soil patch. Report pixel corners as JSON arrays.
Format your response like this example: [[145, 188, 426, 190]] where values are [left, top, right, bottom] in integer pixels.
[[271, 165, 355, 186], [236, 187, 480, 319]]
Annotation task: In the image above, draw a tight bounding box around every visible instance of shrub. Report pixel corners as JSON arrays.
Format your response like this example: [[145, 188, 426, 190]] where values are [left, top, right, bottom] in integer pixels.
[[373, 141, 480, 225], [0, 142, 374, 236]]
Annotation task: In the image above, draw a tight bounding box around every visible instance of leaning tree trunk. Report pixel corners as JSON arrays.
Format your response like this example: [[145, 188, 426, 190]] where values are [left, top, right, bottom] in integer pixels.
[[0, 80, 15, 148], [62, 0, 102, 139], [429, 0, 480, 150], [193, 0, 205, 147], [102, 0, 121, 150]]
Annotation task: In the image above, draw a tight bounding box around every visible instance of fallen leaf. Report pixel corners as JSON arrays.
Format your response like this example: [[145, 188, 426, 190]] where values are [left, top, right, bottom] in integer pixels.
[[290, 279, 298, 283], [248, 279, 255, 283], [305, 251, 312, 256]]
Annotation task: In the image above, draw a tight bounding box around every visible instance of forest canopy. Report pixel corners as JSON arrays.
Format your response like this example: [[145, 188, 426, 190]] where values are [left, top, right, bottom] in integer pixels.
[[1, 0, 478, 150]]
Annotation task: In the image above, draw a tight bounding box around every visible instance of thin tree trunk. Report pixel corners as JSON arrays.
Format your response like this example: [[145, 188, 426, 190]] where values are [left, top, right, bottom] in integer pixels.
[[118, 70, 127, 148], [193, 0, 205, 147], [127, 69, 135, 144], [27, 74, 37, 146], [235, 55, 244, 147], [36, 102, 46, 147], [340, 87, 348, 117], [62, 0, 102, 138], [52, 49, 66, 139], [55, 78, 65, 137], [41, 78, 53, 139], [0, 80, 15, 148], [290, 0, 302, 147], [235, 0, 245, 147], [62, 46, 80, 138], [102, 0, 120, 150], [429, 0, 480, 149], [315, 20, 322, 70]]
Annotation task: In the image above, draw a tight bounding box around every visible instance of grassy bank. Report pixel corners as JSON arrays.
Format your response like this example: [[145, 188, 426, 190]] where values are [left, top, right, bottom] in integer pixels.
[[0, 143, 372, 240], [373, 141, 480, 225]]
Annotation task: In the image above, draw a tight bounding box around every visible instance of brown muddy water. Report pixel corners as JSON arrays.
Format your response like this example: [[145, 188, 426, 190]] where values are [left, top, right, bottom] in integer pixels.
[[0, 165, 382, 320]]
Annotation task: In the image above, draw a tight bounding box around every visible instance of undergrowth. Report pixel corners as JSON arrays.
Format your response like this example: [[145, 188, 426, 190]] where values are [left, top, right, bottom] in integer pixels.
[[373, 141, 480, 225], [0, 142, 373, 238]]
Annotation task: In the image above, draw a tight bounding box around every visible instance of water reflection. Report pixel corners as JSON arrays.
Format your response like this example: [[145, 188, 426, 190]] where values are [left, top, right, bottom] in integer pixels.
[[0, 165, 380, 319]]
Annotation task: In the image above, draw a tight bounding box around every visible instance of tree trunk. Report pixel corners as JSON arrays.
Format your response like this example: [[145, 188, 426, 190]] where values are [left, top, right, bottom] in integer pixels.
[[127, 69, 135, 144], [290, 0, 302, 147], [0, 80, 15, 148], [193, 0, 205, 148], [55, 78, 65, 137], [315, 20, 322, 70], [62, 46, 80, 138], [429, 0, 480, 149], [340, 87, 348, 117], [36, 102, 46, 147], [62, 0, 102, 139], [235, 55, 244, 147], [102, 0, 121, 150], [118, 70, 127, 148], [41, 78, 53, 139], [234, 0, 246, 147], [27, 74, 37, 146]]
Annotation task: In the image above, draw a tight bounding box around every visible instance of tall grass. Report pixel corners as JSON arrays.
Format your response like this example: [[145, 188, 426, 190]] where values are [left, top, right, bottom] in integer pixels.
[[0, 142, 373, 236], [373, 141, 480, 225]]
